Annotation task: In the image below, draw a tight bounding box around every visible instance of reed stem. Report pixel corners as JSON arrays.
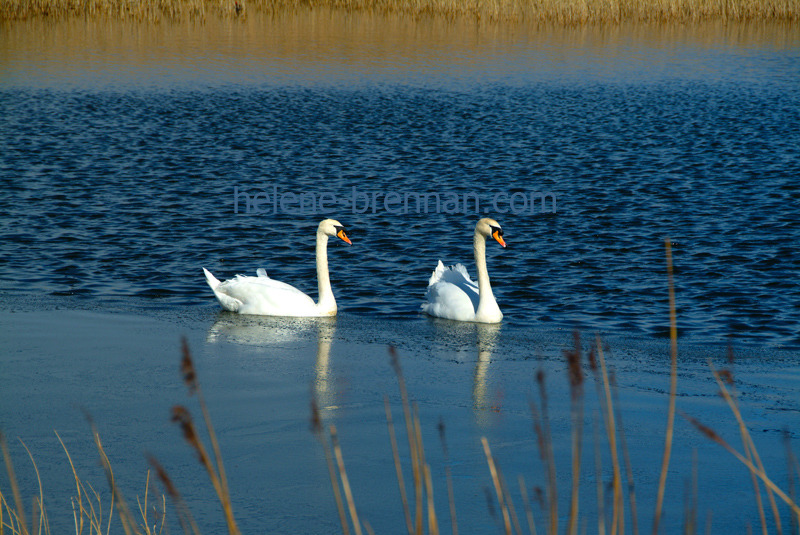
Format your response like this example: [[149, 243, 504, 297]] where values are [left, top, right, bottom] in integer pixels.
[[652, 237, 678, 535]]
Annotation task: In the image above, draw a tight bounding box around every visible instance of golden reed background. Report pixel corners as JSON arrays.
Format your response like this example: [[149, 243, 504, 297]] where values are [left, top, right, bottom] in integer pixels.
[[1, 0, 799, 23]]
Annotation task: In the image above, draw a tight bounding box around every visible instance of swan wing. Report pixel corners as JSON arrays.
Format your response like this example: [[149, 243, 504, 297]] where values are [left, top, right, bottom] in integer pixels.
[[427, 260, 472, 285], [205, 270, 319, 316], [422, 261, 481, 321], [203, 267, 244, 312]]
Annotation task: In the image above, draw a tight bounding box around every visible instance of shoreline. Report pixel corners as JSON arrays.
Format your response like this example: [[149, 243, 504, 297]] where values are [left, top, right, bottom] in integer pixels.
[[2, 289, 799, 355]]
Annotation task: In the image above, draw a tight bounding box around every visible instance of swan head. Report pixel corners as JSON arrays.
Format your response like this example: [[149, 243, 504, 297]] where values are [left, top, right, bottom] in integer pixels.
[[318, 218, 352, 245], [476, 218, 506, 248]]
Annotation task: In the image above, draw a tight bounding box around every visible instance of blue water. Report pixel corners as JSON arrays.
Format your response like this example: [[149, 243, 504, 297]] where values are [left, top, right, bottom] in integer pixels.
[[2, 79, 799, 346]]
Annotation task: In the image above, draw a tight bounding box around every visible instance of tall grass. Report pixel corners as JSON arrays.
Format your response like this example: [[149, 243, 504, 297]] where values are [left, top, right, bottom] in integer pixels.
[[1, 0, 799, 23], [1, 429, 167, 535]]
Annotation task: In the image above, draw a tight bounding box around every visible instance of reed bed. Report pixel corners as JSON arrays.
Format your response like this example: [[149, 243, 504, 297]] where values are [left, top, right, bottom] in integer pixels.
[[1, 0, 799, 24], [2, 239, 800, 534], [309, 237, 800, 535]]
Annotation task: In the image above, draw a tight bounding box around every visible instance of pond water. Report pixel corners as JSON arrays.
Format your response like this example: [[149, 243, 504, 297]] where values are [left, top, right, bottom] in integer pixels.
[[1, 11, 799, 534]]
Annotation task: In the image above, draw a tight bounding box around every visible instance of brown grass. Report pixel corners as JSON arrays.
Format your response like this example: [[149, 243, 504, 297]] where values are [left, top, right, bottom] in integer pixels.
[[1, 429, 167, 535], [1, 0, 798, 24], [651, 237, 678, 534], [169, 338, 240, 535]]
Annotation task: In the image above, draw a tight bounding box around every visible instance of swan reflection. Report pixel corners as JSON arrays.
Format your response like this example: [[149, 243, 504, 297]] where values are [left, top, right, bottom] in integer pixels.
[[206, 312, 326, 345], [312, 316, 338, 412], [426, 318, 502, 426], [206, 312, 339, 414], [473, 322, 502, 426]]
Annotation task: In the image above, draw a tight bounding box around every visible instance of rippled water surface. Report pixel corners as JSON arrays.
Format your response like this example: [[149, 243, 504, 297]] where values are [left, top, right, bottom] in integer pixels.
[[2, 15, 799, 346]]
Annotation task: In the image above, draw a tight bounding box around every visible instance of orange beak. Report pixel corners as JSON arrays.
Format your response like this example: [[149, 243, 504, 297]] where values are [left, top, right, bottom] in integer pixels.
[[337, 229, 352, 245], [492, 230, 506, 248]]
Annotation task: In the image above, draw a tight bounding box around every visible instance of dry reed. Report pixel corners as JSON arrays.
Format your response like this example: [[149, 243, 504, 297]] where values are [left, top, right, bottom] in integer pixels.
[[148, 455, 202, 535], [1, 0, 799, 24], [564, 332, 584, 535], [436, 419, 459, 535], [593, 337, 625, 535], [609, 372, 639, 535], [169, 337, 239, 535], [3, 326, 799, 534], [1, 428, 167, 535], [312, 397, 351, 535], [529, 369, 558, 534], [651, 237, 678, 535]]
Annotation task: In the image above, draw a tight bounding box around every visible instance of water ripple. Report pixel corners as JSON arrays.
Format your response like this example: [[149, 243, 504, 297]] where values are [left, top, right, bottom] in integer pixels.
[[1, 80, 798, 347]]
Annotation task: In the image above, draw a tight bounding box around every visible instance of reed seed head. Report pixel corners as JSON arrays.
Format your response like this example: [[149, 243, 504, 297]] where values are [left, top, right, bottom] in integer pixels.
[[684, 413, 723, 444], [389, 345, 401, 376], [533, 486, 545, 509], [180, 337, 197, 395], [718, 369, 735, 385], [564, 331, 583, 396], [588, 347, 598, 373], [148, 455, 181, 499], [437, 417, 449, 456], [171, 405, 202, 456], [310, 397, 323, 435], [483, 487, 497, 519]]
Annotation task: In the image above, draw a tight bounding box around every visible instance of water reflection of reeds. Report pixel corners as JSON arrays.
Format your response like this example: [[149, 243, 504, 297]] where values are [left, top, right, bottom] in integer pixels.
[[3, 12, 798, 85], [1, 0, 799, 23]]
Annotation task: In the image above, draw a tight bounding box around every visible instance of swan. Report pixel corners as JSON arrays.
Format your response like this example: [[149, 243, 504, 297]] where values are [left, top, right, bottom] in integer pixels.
[[421, 218, 506, 323], [202, 219, 352, 317]]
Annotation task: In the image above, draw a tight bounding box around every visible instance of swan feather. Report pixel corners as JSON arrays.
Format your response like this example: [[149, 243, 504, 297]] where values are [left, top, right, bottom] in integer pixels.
[[213, 274, 317, 316], [422, 260, 480, 320]]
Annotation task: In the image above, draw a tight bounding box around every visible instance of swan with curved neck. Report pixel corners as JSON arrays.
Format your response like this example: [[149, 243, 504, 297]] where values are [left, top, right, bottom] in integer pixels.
[[421, 218, 506, 323], [203, 219, 351, 316]]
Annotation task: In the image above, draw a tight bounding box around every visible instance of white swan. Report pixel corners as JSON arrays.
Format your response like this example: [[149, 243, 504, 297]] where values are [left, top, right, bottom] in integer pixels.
[[202, 219, 352, 317], [421, 218, 506, 323]]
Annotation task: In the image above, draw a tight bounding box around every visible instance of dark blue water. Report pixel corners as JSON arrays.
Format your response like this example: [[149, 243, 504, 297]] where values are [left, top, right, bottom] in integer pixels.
[[1, 30, 800, 348]]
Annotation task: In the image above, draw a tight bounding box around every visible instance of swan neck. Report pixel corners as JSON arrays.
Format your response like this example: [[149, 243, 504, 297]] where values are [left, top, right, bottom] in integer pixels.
[[474, 232, 494, 301], [316, 231, 335, 309]]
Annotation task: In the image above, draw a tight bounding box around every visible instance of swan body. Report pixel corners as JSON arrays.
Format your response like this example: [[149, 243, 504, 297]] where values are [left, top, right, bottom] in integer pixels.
[[203, 219, 351, 317], [422, 218, 506, 323]]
